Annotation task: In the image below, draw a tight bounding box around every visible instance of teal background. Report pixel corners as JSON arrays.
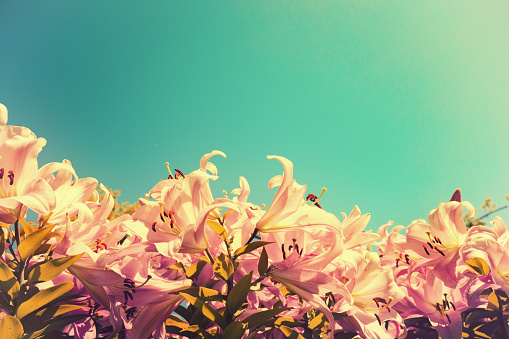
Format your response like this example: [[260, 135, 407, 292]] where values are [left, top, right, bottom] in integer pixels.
[[1, 1, 508, 230]]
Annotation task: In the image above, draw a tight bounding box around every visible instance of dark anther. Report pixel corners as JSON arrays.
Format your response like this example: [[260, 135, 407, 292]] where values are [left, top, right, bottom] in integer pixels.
[[396, 258, 400, 267], [375, 313, 381, 326], [160, 214, 165, 222], [373, 298, 380, 308], [8, 171, 14, 185], [168, 173, 174, 179], [288, 245, 293, 251], [118, 234, 128, 245], [404, 254, 410, 264], [123, 279, 135, 289], [307, 194, 317, 201], [0, 168, 3, 179], [436, 248, 445, 256], [174, 169, 185, 179], [125, 307, 137, 320], [446, 314, 451, 323], [435, 303, 441, 311], [423, 245, 430, 255], [152, 222, 157, 232], [450, 302, 456, 311], [124, 290, 134, 303], [427, 242, 434, 249], [281, 244, 286, 260], [384, 321, 389, 331], [299, 248, 303, 255]]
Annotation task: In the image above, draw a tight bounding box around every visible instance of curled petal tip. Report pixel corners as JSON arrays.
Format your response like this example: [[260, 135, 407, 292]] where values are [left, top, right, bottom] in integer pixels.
[[199, 150, 226, 172], [450, 188, 462, 202]]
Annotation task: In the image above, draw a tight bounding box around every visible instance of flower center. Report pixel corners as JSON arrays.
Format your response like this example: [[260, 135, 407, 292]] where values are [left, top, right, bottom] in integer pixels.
[[281, 238, 303, 259], [301, 188, 327, 209], [0, 168, 15, 198]]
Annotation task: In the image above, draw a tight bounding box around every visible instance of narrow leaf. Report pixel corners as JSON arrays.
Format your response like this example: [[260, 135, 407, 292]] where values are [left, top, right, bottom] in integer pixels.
[[0, 228, 5, 257], [180, 292, 227, 329], [278, 325, 305, 339], [465, 257, 490, 276], [179, 286, 224, 302], [234, 241, 273, 257], [0, 316, 23, 339], [243, 307, 292, 329], [213, 253, 234, 281], [28, 253, 83, 284], [227, 272, 253, 316], [207, 220, 227, 240], [18, 225, 55, 261], [35, 304, 84, 319], [185, 260, 209, 279], [17, 281, 74, 319], [24, 314, 89, 339], [258, 246, 268, 276], [223, 321, 246, 339], [0, 259, 20, 300], [19, 219, 35, 236], [33, 244, 52, 256]]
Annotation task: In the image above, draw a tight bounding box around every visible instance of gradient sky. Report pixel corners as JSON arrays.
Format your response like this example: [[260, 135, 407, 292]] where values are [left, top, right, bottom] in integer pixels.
[[1, 1, 508, 230]]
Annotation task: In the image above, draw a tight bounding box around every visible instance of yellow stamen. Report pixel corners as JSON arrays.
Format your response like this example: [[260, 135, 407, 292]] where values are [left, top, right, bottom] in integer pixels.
[[164, 162, 173, 178]]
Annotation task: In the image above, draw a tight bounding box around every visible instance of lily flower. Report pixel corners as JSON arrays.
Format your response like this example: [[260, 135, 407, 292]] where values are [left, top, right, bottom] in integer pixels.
[[0, 104, 57, 222]]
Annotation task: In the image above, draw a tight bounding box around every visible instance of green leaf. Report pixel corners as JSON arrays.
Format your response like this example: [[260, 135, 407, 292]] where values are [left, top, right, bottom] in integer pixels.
[[242, 307, 292, 329], [0, 316, 23, 339], [21, 304, 85, 335], [309, 313, 331, 330], [207, 219, 227, 240], [180, 325, 216, 339], [18, 225, 55, 262], [19, 219, 35, 236], [332, 312, 349, 321], [465, 257, 490, 276], [234, 241, 273, 258], [185, 260, 209, 279], [27, 253, 83, 284], [0, 228, 5, 257], [0, 258, 20, 300], [278, 324, 305, 339], [23, 314, 89, 339], [34, 304, 84, 319], [33, 244, 52, 256], [180, 292, 227, 329], [222, 321, 246, 339], [258, 246, 268, 276], [213, 253, 234, 281], [227, 272, 252, 316], [179, 286, 224, 302], [16, 281, 74, 319]]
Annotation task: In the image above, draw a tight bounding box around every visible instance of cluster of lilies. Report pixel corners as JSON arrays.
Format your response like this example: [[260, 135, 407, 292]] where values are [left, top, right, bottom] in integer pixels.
[[0, 102, 507, 339]]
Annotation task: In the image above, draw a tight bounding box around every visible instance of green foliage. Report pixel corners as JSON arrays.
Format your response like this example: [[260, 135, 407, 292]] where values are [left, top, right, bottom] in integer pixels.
[[213, 253, 234, 281]]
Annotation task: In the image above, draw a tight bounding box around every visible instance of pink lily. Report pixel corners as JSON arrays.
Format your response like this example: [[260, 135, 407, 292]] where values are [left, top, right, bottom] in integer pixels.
[[0, 104, 57, 222]]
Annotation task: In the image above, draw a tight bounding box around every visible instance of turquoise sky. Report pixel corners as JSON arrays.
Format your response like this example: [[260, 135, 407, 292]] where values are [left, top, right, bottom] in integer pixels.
[[1, 1, 508, 230]]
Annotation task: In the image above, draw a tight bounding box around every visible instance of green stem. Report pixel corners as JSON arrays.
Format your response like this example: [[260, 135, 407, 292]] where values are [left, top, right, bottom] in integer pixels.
[[478, 205, 508, 221], [245, 228, 259, 246], [13, 219, 21, 249]]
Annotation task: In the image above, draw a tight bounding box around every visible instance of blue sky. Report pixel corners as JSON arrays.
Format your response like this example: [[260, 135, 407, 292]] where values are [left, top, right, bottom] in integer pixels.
[[1, 1, 508, 230]]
